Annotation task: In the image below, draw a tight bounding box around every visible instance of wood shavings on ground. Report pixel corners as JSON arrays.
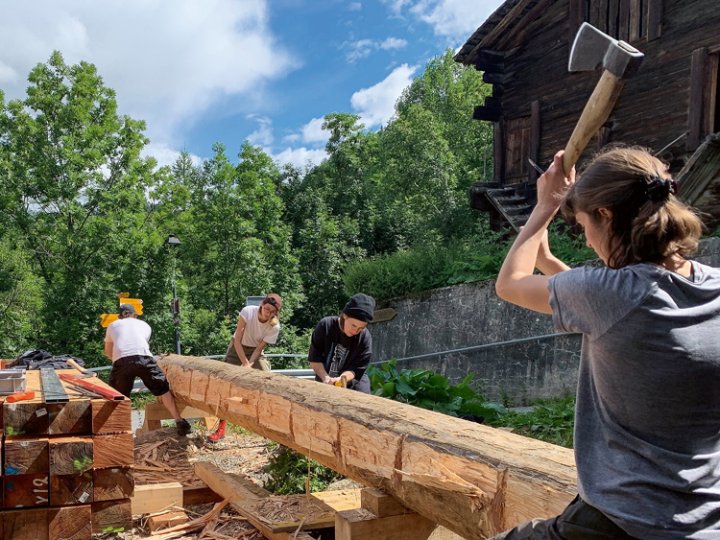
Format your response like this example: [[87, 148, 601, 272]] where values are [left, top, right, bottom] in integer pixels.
[[248, 496, 330, 525]]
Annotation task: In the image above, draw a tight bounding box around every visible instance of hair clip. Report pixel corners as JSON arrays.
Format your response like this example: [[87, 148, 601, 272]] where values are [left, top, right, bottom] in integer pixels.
[[646, 176, 676, 203]]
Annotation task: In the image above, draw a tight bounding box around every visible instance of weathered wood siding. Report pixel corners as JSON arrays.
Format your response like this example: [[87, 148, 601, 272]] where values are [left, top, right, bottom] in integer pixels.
[[481, 0, 720, 183]]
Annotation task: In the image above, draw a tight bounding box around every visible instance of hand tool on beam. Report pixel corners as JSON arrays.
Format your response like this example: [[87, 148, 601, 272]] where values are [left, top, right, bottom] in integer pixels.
[[58, 373, 125, 401], [563, 22, 644, 174], [6, 390, 36, 403]]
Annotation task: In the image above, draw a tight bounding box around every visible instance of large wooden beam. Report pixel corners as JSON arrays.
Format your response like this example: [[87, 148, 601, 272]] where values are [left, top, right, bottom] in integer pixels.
[[158, 354, 576, 540]]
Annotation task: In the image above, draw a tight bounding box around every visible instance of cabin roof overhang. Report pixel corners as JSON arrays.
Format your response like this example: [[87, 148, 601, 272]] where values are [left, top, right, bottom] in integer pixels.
[[454, 0, 547, 65]]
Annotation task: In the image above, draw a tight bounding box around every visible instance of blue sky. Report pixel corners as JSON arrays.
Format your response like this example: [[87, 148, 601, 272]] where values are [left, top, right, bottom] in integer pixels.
[[0, 0, 504, 169]]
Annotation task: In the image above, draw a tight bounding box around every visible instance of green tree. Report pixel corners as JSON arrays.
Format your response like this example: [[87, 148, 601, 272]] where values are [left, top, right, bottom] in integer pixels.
[[0, 51, 164, 362]]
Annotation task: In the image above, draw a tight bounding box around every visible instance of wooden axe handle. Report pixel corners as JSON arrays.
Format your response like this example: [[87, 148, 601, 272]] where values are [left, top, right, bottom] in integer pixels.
[[67, 358, 94, 376], [563, 70, 625, 174]]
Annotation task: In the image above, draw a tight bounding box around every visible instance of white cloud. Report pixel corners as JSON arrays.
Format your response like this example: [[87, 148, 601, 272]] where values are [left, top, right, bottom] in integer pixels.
[[345, 36, 408, 63], [272, 147, 327, 170], [385, 0, 503, 40], [247, 115, 274, 146], [351, 64, 417, 129], [301, 117, 330, 144], [380, 37, 408, 50], [0, 0, 295, 147], [348, 2, 363, 11]]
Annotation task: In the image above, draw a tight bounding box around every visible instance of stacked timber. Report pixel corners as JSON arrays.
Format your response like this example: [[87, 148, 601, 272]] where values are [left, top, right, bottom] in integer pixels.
[[0, 369, 134, 539]]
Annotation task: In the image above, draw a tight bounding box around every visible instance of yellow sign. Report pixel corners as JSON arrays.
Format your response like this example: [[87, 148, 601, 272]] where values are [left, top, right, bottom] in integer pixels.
[[99, 294, 144, 327]]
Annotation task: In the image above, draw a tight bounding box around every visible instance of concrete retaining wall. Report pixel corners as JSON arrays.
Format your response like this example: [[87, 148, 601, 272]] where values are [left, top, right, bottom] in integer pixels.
[[371, 238, 720, 405]]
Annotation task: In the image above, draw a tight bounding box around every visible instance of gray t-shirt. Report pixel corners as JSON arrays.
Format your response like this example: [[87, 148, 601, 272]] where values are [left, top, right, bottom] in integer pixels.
[[549, 261, 720, 539]]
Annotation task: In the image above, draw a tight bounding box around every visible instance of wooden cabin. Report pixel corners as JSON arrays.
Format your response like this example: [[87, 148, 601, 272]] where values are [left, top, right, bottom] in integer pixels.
[[455, 0, 720, 229]]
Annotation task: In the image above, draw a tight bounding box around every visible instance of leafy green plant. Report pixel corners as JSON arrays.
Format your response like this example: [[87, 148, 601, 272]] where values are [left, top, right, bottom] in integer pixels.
[[73, 455, 93, 472], [367, 359, 505, 422], [492, 396, 576, 448], [263, 444, 340, 495]]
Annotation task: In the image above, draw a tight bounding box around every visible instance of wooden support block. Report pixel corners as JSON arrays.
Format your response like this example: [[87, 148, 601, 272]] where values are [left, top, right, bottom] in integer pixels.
[[0, 508, 49, 540], [3, 437, 49, 475], [49, 471, 93, 505], [236, 494, 337, 532], [47, 399, 92, 435], [141, 400, 217, 432], [48, 505, 91, 540], [93, 432, 133, 468], [147, 510, 188, 532], [335, 509, 437, 540], [428, 525, 467, 539], [49, 436, 93, 475], [3, 400, 49, 437], [3, 473, 49, 507], [131, 482, 184, 515], [91, 499, 132, 535], [93, 467, 134, 502], [361, 487, 411, 517], [91, 398, 131, 434], [311, 489, 362, 512], [183, 484, 221, 506]]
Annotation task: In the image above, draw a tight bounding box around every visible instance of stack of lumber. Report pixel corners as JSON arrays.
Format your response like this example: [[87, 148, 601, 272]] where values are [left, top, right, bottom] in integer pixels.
[[0, 369, 134, 539]]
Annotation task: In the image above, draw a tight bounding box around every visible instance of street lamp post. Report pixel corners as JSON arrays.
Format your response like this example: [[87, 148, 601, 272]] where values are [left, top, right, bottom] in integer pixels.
[[167, 234, 182, 355]]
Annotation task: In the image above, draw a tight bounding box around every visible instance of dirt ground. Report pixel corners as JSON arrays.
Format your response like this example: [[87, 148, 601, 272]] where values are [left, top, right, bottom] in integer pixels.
[[111, 422, 278, 539]]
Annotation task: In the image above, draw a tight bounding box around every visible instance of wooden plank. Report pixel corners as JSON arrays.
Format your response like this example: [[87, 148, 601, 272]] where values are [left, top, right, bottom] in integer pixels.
[[688, 48, 708, 150], [49, 471, 93, 505], [91, 398, 131, 434], [618, 0, 630, 41], [92, 467, 134, 502], [361, 487, 410, 517], [646, 0, 663, 40], [529, 100, 541, 184], [183, 484, 222, 506], [148, 510, 188, 533], [47, 399, 92, 435], [48, 505, 91, 540], [237, 494, 337, 532], [131, 482, 184, 515], [311, 489, 362, 512], [629, 0, 641, 41], [3, 437, 48, 475], [3, 473, 49, 507], [335, 508, 437, 540], [91, 499, 132, 535], [93, 432, 133, 468], [195, 462, 314, 540], [0, 508, 48, 540], [163, 355, 577, 540], [48, 436, 93, 475]]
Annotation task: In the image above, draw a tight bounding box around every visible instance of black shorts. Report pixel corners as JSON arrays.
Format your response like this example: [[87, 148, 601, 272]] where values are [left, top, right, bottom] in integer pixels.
[[109, 355, 170, 398]]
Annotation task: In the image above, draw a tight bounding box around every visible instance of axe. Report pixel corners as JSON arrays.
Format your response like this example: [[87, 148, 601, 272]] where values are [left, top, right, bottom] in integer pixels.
[[563, 22, 644, 174]]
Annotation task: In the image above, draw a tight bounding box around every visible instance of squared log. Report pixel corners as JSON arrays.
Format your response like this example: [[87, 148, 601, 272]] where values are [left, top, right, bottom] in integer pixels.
[[93, 467, 134, 502], [48, 437, 93, 475], [0, 508, 48, 540], [47, 399, 92, 435], [361, 488, 410, 517], [148, 510, 188, 532], [3, 401, 49, 437], [3, 473, 50, 507], [91, 499, 132, 535], [49, 472, 93, 505], [48, 505, 91, 540], [91, 398, 131, 434], [93, 432, 133, 468], [4, 437, 49, 476]]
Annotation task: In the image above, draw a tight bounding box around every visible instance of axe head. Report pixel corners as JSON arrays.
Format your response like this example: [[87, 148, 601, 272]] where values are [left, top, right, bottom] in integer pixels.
[[569, 22, 644, 78]]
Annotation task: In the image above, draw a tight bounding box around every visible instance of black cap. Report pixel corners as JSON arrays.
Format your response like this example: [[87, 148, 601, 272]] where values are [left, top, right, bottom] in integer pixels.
[[118, 304, 137, 317], [342, 293, 375, 322]]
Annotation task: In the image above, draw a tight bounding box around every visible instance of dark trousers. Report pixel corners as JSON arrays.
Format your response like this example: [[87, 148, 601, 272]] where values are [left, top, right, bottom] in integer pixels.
[[490, 496, 640, 540]]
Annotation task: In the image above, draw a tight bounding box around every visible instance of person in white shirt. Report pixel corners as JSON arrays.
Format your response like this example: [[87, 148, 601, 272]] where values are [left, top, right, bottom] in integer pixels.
[[208, 293, 283, 442], [104, 304, 191, 436]]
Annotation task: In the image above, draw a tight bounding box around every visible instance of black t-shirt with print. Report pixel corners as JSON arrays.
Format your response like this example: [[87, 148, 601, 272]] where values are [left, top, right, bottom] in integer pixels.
[[308, 316, 372, 380]]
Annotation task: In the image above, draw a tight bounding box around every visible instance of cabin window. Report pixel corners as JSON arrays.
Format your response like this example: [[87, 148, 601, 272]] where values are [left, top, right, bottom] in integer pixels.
[[504, 116, 531, 185]]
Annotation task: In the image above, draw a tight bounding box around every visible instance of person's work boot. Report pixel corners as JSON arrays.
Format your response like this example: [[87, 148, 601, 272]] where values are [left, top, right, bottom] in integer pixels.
[[175, 418, 192, 436], [207, 419, 226, 443]]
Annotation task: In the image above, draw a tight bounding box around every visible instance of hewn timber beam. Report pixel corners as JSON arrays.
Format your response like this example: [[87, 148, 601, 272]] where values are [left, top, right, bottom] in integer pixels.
[[157, 354, 576, 540]]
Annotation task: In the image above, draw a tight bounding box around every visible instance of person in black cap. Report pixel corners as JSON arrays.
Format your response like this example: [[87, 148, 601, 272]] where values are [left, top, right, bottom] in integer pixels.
[[104, 304, 192, 436], [308, 293, 375, 393]]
